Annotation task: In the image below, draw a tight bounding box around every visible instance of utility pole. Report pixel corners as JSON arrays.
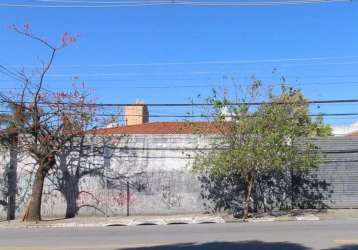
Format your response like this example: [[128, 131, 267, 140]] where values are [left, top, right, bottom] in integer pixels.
[[7, 136, 17, 221], [103, 139, 110, 217], [126, 180, 130, 217]]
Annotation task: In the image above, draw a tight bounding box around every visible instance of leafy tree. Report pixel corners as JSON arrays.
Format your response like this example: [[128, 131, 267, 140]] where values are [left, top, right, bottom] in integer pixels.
[[192, 84, 331, 219]]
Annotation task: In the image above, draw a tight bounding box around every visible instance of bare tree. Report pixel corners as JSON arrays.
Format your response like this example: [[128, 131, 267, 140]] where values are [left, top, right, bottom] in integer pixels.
[[0, 25, 96, 221]]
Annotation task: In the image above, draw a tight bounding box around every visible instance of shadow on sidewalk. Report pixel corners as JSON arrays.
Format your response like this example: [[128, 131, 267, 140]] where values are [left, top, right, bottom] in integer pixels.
[[118, 241, 311, 250]]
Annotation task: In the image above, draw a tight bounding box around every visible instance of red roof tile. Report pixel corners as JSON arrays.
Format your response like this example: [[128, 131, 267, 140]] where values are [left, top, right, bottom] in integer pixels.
[[346, 131, 358, 137], [94, 122, 222, 135]]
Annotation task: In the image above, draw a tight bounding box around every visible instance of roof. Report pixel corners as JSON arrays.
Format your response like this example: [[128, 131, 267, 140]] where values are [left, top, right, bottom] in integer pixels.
[[347, 131, 358, 137], [94, 122, 223, 135]]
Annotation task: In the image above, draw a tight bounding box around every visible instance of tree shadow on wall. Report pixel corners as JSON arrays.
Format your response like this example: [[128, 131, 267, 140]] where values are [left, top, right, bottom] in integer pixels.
[[118, 241, 311, 250], [198, 170, 332, 216], [290, 171, 332, 210]]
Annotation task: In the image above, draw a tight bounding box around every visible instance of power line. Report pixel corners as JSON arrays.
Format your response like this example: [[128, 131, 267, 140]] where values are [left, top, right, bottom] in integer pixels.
[[1, 110, 358, 118], [0, 99, 358, 107], [90, 112, 358, 118], [171, 0, 350, 6], [0, 2, 169, 8], [23, 98, 358, 107], [54, 145, 358, 154], [5, 56, 358, 68], [0, 0, 349, 8], [37, 0, 170, 4], [2, 80, 358, 89], [12, 72, 358, 78]]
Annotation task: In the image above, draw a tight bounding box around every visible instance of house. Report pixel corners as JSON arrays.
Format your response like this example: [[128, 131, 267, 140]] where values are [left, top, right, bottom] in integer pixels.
[[0, 101, 219, 217], [87, 101, 358, 213], [332, 122, 358, 136], [1, 101, 358, 218]]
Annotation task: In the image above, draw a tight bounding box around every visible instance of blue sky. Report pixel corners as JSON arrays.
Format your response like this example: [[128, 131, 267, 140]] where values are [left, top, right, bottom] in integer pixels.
[[0, 0, 358, 125]]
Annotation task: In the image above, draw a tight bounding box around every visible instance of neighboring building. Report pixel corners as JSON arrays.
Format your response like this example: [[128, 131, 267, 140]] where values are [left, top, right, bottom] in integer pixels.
[[332, 122, 358, 136], [1, 101, 358, 218], [0, 101, 220, 217], [124, 100, 149, 126], [68, 102, 358, 213]]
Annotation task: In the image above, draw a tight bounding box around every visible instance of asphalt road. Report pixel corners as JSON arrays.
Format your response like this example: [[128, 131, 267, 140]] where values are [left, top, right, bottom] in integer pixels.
[[0, 219, 357, 250]]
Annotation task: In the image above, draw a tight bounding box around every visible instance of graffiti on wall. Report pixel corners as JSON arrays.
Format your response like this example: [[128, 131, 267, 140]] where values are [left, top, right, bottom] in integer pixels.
[[77, 190, 137, 208], [161, 184, 183, 209]]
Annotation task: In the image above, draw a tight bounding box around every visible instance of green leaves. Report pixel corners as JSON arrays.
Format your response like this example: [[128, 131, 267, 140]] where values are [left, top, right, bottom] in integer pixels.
[[193, 83, 330, 178], [192, 83, 331, 217]]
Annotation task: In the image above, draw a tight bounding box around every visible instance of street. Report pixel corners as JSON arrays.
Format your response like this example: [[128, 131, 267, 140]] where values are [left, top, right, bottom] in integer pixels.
[[0, 219, 357, 250]]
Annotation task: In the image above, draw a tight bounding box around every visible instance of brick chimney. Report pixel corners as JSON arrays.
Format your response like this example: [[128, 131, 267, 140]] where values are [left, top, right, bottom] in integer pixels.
[[124, 100, 149, 126]]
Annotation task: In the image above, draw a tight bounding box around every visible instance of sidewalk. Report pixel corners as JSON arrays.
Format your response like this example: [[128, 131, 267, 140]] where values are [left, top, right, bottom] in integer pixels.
[[0, 214, 225, 228], [1, 209, 357, 228], [224, 208, 358, 223]]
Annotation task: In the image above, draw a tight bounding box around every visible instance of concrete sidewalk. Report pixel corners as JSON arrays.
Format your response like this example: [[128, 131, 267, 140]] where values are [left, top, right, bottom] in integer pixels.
[[225, 208, 358, 223], [1, 209, 357, 228], [0, 214, 225, 228]]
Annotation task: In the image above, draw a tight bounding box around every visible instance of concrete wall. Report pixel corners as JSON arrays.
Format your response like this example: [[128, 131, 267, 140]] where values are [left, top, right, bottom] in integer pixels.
[[1, 135, 358, 218], [0, 134, 209, 217], [309, 137, 358, 208]]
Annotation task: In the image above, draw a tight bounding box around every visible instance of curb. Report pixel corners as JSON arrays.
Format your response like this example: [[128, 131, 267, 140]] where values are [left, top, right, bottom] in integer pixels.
[[0, 216, 226, 228], [226, 215, 320, 223], [0, 215, 321, 228], [295, 216, 320, 221]]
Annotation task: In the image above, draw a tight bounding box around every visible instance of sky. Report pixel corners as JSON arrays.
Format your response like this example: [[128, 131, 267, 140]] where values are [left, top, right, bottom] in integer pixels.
[[0, 0, 358, 125]]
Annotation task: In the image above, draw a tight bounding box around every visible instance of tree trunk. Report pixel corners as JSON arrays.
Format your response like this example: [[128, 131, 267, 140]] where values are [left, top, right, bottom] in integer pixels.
[[22, 168, 46, 222], [63, 175, 79, 219], [243, 173, 254, 219], [7, 136, 17, 220], [65, 194, 77, 219], [290, 168, 296, 209]]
